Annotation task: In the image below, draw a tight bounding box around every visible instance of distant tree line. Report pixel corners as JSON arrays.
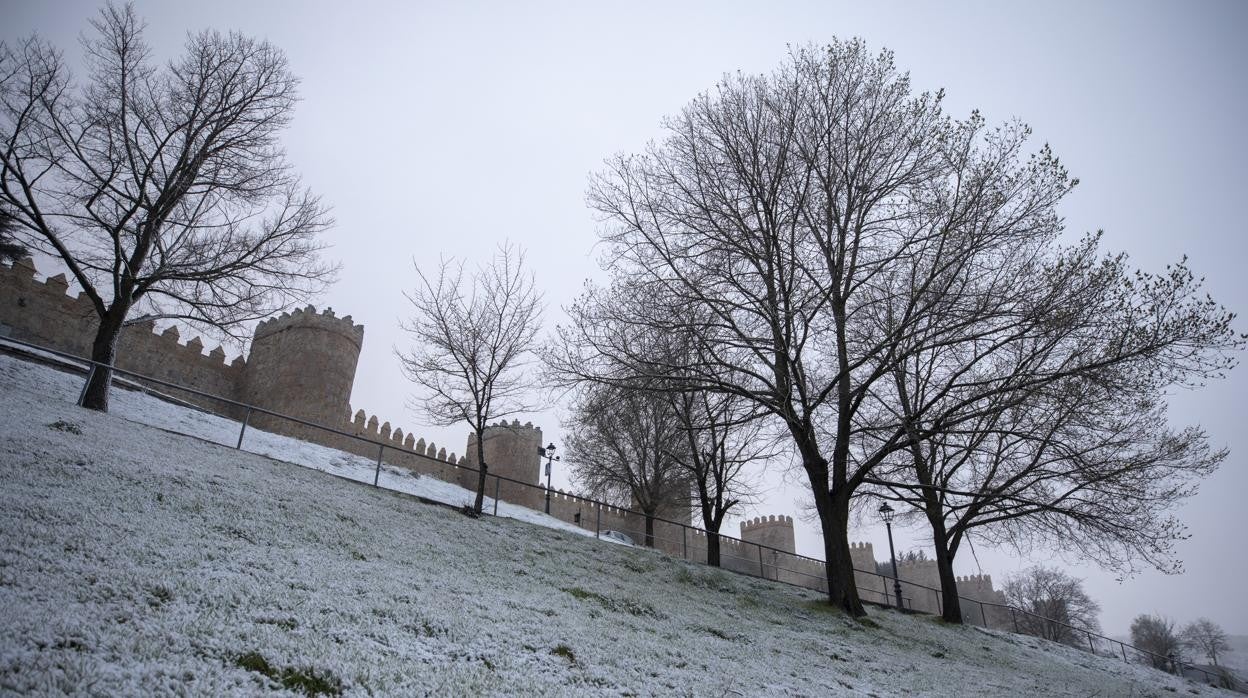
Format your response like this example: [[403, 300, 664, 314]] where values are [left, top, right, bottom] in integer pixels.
[[1131, 614, 1233, 672]]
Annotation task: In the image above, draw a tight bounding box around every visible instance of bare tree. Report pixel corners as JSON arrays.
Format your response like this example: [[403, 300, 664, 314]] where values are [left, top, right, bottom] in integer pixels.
[[1181, 618, 1230, 667], [1002, 566, 1101, 646], [561, 38, 1241, 617], [0, 206, 26, 263], [564, 40, 1098, 615], [547, 278, 767, 564], [398, 242, 542, 516], [564, 41, 952, 615], [0, 3, 335, 410], [1131, 614, 1183, 669], [667, 388, 769, 566], [562, 381, 689, 547]]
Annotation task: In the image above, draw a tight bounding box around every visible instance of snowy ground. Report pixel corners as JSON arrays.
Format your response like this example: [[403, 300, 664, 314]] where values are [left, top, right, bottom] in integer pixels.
[[0, 348, 595, 539], [0, 353, 1233, 696]]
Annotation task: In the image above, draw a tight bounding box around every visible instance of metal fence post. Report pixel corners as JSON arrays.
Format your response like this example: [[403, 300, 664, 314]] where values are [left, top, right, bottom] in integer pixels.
[[493, 476, 500, 516], [373, 443, 384, 486], [595, 503, 601, 539], [76, 363, 98, 407], [1011, 607, 1019, 633], [236, 407, 252, 449], [758, 545, 765, 579], [979, 600, 987, 627], [1087, 632, 1095, 653], [1120, 642, 1127, 662], [682, 526, 687, 560]]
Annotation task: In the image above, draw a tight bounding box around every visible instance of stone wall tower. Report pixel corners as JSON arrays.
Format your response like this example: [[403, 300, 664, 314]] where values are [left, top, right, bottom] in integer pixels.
[[464, 420, 543, 509], [740, 515, 796, 581], [240, 306, 363, 431], [741, 515, 797, 554]]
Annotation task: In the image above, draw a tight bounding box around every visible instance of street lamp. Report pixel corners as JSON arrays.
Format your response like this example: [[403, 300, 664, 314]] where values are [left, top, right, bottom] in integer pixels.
[[878, 502, 904, 611], [541, 442, 560, 514]]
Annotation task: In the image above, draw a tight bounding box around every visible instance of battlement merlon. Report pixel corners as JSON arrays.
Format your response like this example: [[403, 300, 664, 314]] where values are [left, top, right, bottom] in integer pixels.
[[466, 419, 544, 441], [2, 260, 100, 314], [740, 514, 794, 533], [253, 305, 364, 348]]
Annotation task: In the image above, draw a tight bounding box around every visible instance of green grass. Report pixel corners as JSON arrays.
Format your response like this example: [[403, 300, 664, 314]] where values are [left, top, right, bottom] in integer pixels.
[[235, 651, 343, 697], [560, 586, 665, 619]]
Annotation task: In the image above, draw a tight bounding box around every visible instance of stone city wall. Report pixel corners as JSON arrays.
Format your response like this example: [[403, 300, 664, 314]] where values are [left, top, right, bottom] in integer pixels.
[[0, 258, 246, 415]]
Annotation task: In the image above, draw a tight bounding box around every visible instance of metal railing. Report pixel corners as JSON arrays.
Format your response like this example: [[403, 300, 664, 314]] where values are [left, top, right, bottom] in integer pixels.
[[0, 335, 1230, 690]]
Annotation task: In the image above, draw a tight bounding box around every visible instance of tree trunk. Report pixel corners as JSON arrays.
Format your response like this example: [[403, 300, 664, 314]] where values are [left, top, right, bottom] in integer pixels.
[[929, 517, 963, 623], [472, 435, 488, 514], [700, 499, 723, 567], [706, 529, 721, 567], [825, 300, 865, 616], [80, 311, 126, 412], [643, 514, 655, 548], [820, 488, 866, 617]]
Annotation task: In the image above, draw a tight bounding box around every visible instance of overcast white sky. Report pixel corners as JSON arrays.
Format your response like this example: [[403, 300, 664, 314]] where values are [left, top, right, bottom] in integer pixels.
[[4, 0, 1245, 636]]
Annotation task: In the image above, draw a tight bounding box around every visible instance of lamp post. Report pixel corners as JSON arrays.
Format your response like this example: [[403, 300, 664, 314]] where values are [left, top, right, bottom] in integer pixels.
[[541, 443, 560, 514], [878, 502, 904, 610]]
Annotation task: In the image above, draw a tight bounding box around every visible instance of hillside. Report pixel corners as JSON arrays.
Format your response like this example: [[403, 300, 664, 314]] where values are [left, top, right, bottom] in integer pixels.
[[0, 353, 1232, 696]]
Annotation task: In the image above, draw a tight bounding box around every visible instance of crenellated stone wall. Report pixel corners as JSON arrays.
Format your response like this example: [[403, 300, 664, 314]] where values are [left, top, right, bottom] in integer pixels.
[[465, 421, 544, 510], [242, 307, 363, 431], [0, 258, 247, 416]]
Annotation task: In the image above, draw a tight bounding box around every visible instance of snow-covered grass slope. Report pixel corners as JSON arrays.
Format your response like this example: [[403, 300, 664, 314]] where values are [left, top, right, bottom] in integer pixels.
[[0, 348, 593, 540], [0, 354, 1231, 696]]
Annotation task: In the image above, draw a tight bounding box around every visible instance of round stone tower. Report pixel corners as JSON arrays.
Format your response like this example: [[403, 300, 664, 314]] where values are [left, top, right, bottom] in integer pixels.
[[740, 515, 797, 554], [463, 420, 543, 509], [741, 514, 797, 581], [240, 305, 364, 433]]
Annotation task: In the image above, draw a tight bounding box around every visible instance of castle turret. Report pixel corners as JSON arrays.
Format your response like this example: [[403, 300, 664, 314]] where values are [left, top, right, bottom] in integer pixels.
[[464, 420, 543, 509], [848, 541, 877, 572], [740, 515, 796, 555], [240, 306, 363, 432], [739, 515, 796, 581]]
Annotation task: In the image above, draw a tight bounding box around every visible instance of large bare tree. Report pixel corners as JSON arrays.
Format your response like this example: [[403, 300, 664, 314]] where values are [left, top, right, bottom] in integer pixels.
[[398, 242, 542, 516], [0, 4, 335, 410], [564, 41, 1081, 615], [566, 40, 1242, 617], [861, 231, 1238, 622]]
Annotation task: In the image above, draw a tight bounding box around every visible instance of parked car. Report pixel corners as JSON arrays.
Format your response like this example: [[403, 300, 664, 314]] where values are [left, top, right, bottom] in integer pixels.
[[600, 530, 634, 546]]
